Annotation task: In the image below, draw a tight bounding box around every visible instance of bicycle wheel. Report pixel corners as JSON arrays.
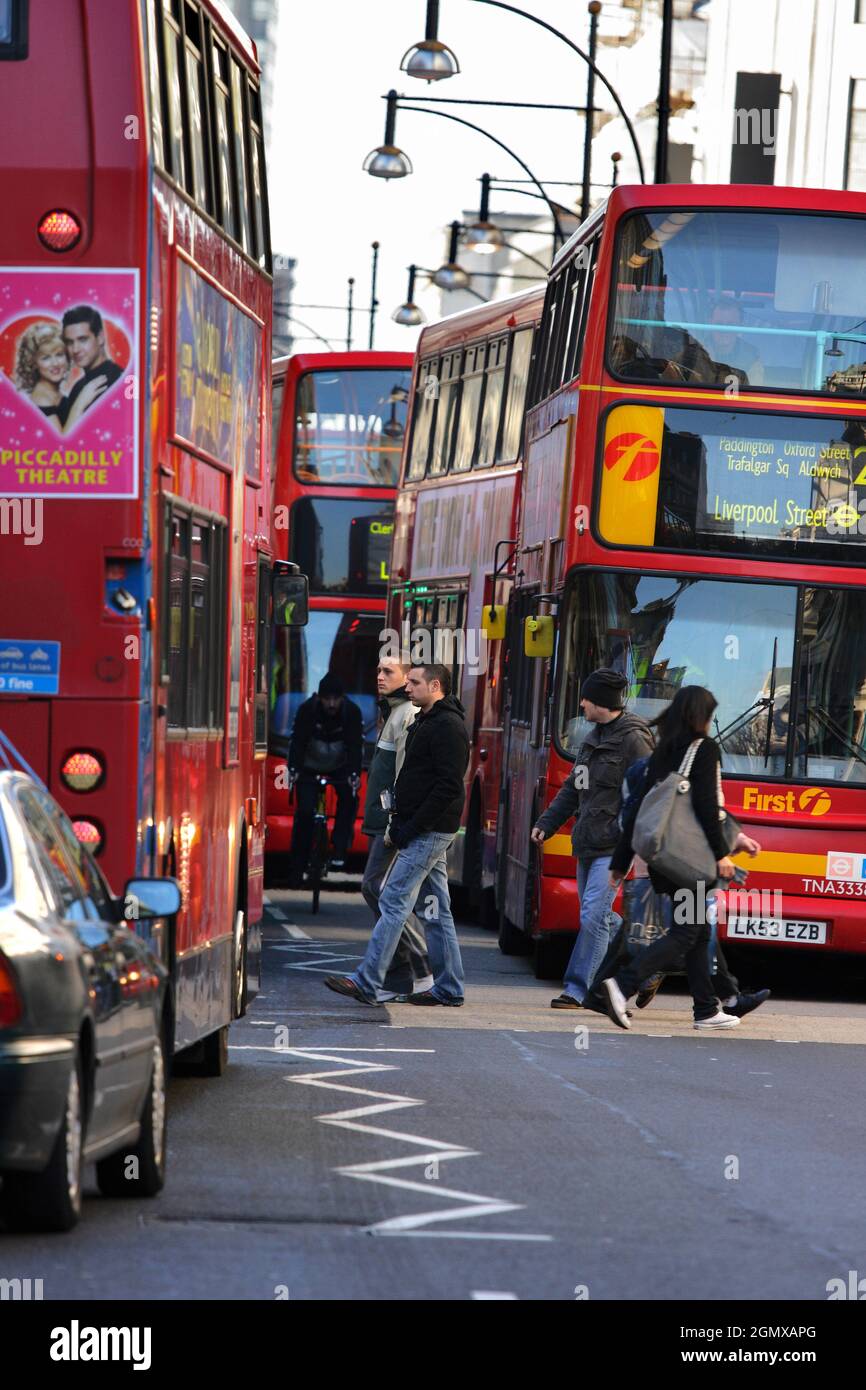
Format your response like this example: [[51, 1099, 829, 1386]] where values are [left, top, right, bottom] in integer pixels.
[[310, 819, 329, 914]]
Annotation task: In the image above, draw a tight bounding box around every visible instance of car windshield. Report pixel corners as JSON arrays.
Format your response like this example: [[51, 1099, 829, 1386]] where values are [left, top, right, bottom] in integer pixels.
[[269, 609, 382, 764], [557, 573, 866, 782], [609, 210, 866, 396], [293, 369, 411, 485]]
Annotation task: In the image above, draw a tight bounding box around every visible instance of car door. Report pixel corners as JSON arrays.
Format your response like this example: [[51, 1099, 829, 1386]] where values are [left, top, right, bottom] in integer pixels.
[[46, 801, 158, 1130], [14, 786, 125, 1147]]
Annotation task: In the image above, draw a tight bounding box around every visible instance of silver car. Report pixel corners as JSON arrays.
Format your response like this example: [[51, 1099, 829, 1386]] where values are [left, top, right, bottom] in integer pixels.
[[0, 770, 180, 1232]]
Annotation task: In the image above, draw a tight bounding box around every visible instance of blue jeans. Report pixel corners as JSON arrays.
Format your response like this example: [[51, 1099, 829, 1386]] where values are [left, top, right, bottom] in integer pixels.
[[352, 831, 465, 1003], [562, 854, 621, 1002]]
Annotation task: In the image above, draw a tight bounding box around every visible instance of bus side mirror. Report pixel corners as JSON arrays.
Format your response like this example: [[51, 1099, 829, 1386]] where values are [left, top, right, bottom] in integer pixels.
[[524, 615, 554, 658], [272, 571, 309, 627], [482, 604, 506, 640]]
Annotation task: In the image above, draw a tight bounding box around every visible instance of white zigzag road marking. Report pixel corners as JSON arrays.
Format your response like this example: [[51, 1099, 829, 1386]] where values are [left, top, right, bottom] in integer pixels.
[[284, 1046, 553, 1242]]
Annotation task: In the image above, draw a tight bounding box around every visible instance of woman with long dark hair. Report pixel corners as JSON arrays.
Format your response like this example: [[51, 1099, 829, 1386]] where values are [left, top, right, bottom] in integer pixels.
[[599, 686, 767, 1031]]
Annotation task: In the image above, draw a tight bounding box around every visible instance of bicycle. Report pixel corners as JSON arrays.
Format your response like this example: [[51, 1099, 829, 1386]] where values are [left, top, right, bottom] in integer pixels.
[[308, 775, 330, 915]]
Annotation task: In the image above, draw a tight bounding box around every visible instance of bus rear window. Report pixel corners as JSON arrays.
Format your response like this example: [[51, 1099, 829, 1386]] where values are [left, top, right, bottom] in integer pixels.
[[293, 369, 410, 486], [609, 210, 866, 396], [0, 0, 27, 59], [289, 497, 394, 596], [597, 402, 866, 562]]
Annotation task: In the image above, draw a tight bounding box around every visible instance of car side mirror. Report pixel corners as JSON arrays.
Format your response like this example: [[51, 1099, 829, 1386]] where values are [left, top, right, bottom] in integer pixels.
[[272, 568, 309, 627], [121, 877, 182, 923]]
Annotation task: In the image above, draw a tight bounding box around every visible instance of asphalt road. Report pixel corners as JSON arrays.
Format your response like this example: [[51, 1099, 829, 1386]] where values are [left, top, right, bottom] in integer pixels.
[[4, 886, 866, 1302]]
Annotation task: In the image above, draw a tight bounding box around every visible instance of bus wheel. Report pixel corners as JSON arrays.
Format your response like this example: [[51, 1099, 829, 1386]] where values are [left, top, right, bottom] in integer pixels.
[[534, 936, 567, 981], [199, 1025, 229, 1078], [498, 901, 532, 956], [233, 907, 248, 1020]]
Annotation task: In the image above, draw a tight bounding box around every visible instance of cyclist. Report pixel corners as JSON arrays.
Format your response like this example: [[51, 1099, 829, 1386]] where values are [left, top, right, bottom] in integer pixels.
[[286, 673, 362, 886]]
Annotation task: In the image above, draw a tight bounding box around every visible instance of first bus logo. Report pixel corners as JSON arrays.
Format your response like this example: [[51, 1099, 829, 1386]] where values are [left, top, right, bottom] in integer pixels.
[[603, 432, 660, 482]]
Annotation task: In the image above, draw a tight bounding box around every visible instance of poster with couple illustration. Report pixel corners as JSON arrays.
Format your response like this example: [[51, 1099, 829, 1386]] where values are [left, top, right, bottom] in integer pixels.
[[0, 266, 139, 499]]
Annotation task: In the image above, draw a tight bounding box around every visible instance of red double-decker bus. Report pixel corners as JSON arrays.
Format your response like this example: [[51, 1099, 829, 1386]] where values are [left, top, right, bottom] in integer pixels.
[[266, 352, 412, 879], [0, 0, 282, 1071], [386, 288, 543, 917], [495, 184, 866, 975]]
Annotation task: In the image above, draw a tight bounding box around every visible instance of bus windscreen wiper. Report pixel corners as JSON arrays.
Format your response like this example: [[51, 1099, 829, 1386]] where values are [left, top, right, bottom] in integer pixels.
[[763, 636, 779, 769]]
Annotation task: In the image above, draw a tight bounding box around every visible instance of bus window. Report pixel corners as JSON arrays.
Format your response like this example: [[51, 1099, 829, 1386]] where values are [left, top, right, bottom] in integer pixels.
[[498, 328, 533, 463], [0, 0, 28, 59], [408, 358, 438, 480], [289, 497, 394, 596], [294, 368, 410, 485], [451, 344, 484, 472], [164, 506, 226, 731], [429, 351, 462, 476], [476, 338, 507, 467], [146, 1, 165, 168], [248, 80, 270, 269], [161, 0, 186, 188], [230, 58, 252, 254], [269, 611, 382, 764], [183, 2, 212, 214], [212, 39, 237, 240]]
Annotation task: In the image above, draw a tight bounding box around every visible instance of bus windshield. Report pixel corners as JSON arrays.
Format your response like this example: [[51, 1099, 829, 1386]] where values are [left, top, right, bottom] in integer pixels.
[[269, 610, 382, 763], [609, 211, 866, 396], [557, 573, 866, 783], [293, 368, 411, 485], [289, 497, 394, 595]]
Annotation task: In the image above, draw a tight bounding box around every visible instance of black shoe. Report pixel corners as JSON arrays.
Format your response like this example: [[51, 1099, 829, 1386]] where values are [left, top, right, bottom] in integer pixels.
[[329, 857, 346, 871], [635, 974, 664, 1010], [323, 975, 382, 1006], [725, 988, 771, 1018], [407, 991, 464, 1007], [551, 993, 582, 1010]]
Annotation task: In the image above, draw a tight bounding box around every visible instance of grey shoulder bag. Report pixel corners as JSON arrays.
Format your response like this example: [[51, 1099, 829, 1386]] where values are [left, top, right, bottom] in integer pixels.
[[631, 740, 718, 889]]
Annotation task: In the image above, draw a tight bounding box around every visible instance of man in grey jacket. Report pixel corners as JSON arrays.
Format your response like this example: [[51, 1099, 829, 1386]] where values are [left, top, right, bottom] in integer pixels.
[[531, 668, 653, 1009], [361, 656, 432, 999]]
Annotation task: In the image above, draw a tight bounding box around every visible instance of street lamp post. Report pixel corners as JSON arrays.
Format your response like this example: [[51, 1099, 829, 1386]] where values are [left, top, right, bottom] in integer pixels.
[[580, 2, 601, 223], [369, 241, 380, 350], [655, 0, 674, 184], [363, 92, 568, 246], [402, 0, 646, 183], [346, 277, 355, 351]]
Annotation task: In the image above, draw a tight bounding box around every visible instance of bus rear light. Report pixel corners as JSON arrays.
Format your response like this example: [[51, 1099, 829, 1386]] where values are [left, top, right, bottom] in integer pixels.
[[61, 752, 104, 792], [37, 209, 82, 252], [72, 820, 103, 854], [0, 952, 22, 1028]]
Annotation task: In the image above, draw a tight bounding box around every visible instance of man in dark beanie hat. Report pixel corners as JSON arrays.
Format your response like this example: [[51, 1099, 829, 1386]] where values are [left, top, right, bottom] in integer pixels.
[[532, 667, 652, 1009], [286, 670, 363, 884]]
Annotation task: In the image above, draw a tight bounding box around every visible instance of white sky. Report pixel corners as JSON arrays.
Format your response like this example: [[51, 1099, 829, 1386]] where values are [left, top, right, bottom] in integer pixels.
[[269, 0, 648, 353]]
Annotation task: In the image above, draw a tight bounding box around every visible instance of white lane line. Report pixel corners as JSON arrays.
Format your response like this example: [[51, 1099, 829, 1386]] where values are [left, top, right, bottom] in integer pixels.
[[268, 907, 287, 921], [471, 1291, 519, 1299], [284, 924, 311, 939], [282, 1044, 551, 1241]]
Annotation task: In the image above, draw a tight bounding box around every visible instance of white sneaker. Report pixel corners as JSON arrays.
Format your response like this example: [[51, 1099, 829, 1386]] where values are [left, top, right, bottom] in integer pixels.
[[601, 977, 631, 1030], [694, 1011, 741, 1030], [412, 974, 434, 994]]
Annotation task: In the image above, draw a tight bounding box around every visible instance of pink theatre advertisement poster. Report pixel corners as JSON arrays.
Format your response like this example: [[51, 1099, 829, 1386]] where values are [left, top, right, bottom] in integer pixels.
[[0, 267, 139, 499]]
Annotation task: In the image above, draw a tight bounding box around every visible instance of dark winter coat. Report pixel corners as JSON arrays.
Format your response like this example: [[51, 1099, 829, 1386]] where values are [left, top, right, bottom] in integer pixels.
[[392, 694, 470, 839], [288, 695, 363, 776], [535, 711, 654, 859]]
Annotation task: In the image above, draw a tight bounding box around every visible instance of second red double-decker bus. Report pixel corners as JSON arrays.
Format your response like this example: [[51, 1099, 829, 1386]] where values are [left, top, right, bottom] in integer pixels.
[[0, 0, 283, 1071], [266, 351, 412, 880], [496, 183, 866, 976], [387, 287, 543, 918]]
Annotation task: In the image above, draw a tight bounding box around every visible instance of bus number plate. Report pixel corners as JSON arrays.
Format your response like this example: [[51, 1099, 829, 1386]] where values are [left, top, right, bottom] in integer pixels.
[[726, 917, 827, 944]]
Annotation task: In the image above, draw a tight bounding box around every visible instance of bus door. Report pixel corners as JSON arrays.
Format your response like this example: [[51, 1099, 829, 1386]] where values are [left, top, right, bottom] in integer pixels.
[[498, 585, 548, 932]]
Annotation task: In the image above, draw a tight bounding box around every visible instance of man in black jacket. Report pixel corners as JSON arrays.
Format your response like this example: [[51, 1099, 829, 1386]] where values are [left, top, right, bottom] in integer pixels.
[[532, 668, 653, 1009], [287, 672, 362, 885], [325, 664, 469, 1006]]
